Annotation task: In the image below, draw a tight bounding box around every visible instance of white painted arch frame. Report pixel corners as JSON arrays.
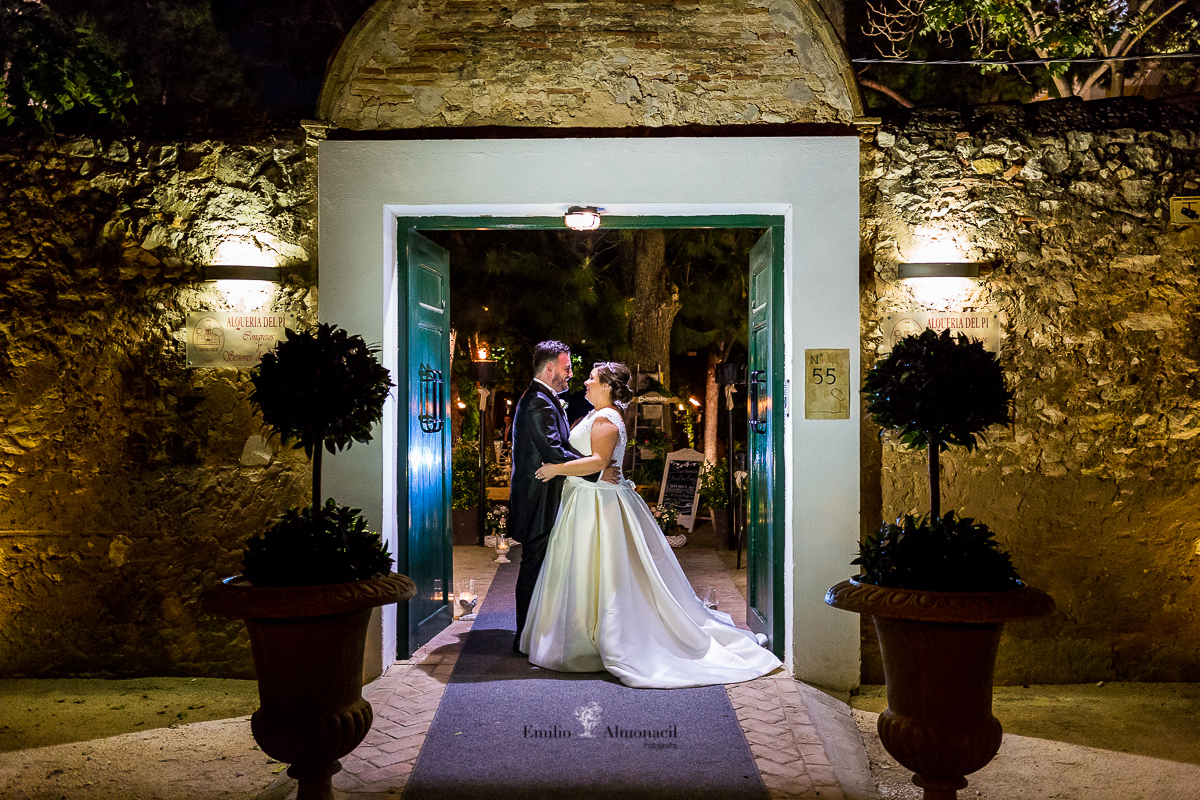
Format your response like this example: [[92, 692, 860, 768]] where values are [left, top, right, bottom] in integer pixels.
[[317, 136, 861, 690]]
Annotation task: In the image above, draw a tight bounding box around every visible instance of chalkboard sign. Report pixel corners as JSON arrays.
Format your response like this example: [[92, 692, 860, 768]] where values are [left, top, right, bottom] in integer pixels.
[[657, 448, 705, 531]]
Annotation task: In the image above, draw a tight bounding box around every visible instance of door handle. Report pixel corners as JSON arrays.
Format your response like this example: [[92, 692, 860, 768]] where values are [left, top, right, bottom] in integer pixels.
[[418, 365, 444, 433], [748, 370, 767, 434]]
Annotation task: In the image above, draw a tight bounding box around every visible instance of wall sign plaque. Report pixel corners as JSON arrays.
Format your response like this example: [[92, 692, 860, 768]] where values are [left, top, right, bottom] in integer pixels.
[[882, 312, 1000, 354], [186, 312, 295, 368]]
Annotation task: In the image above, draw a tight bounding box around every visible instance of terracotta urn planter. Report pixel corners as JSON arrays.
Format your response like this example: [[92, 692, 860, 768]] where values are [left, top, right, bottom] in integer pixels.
[[204, 573, 416, 800], [825, 579, 1054, 800]]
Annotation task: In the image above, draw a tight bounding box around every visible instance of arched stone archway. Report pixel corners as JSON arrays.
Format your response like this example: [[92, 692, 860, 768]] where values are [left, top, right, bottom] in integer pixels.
[[317, 0, 863, 129]]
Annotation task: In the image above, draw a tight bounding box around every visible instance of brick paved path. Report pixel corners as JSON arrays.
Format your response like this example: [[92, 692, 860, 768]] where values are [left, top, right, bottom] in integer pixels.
[[300, 540, 870, 800]]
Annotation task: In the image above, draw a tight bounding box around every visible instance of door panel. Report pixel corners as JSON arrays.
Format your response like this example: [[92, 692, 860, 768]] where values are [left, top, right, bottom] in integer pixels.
[[402, 230, 453, 657], [747, 227, 784, 657]]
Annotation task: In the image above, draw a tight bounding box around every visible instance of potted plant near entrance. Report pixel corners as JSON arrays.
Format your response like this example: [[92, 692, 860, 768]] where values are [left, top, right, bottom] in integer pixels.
[[825, 328, 1054, 800], [698, 458, 730, 545], [451, 438, 481, 545], [203, 323, 415, 800]]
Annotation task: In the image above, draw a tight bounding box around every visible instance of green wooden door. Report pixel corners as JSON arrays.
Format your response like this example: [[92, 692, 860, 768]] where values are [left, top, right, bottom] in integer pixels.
[[746, 227, 784, 657], [401, 229, 453, 657]]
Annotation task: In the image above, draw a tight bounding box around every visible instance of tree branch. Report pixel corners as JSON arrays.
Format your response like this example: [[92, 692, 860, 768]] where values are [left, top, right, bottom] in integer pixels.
[[858, 77, 915, 108]]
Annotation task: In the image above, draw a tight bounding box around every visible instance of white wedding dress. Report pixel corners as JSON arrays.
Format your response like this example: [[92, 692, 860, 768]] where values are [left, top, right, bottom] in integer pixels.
[[519, 407, 782, 688]]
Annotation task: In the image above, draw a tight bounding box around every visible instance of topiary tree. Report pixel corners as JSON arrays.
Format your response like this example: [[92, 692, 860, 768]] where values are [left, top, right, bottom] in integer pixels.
[[858, 328, 1018, 591], [242, 323, 395, 586], [863, 327, 1012, 519], [251, 324, 392, 510]]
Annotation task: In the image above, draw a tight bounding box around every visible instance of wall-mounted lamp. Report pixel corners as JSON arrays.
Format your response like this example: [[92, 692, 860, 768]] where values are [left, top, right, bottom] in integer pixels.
[[203, 264, 281, 311], [898, 262, 981, 280], [564, 206, 602, 231], [899, 262, 983, 307], [688, 397, 701, 408], [203, 264, 282, 282]]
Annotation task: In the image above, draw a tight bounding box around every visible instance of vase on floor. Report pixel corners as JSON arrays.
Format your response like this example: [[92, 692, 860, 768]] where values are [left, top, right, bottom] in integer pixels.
[[204, 574, 415, 800]]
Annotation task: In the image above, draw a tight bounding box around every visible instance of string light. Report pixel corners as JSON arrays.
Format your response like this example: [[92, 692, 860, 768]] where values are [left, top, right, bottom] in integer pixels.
[[853, 52, 1200, 66]]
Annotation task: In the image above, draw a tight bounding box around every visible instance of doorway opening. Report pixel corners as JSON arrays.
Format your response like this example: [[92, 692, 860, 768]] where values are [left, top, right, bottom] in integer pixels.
[[395, 215, 785, 662]]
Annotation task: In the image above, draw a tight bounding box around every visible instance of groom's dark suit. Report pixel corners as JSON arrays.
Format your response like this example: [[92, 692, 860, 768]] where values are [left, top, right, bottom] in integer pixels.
[[510, 380, 598, 645]]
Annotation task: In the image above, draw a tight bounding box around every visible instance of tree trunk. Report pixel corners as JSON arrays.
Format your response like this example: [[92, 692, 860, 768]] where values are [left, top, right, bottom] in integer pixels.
[[702, 345, 726, 463], [928, 443, 940, 520], [312, 446, 322, 510], [627, 229, 680, 392]]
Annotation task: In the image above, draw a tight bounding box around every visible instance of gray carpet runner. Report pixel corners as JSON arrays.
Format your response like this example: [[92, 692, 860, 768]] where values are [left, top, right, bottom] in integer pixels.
[[403, 552, 768, 800]]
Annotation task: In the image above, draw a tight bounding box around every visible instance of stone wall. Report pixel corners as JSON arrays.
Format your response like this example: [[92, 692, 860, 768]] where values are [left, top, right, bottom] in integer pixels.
[[0, 113, 318, 677], [317, 0, 857, 129], [8, 93, 1200, 684], [862, 98, 1200, 683]]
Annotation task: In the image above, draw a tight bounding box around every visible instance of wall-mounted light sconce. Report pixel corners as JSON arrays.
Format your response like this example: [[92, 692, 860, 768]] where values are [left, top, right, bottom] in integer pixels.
[[898, 262, 981, 280], [203, 264, 282, 282], [564, 206, 602, 231], [899, 261, 984, 307], [688, 397, 701, 408], [203, 264, 281, 311]]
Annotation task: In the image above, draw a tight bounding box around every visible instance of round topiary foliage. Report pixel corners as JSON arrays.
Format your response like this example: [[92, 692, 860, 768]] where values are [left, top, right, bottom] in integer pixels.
[[853, 512, 1020, 592], [243, 500, 394, 587], [251, 324, 393, 459], [863, 328, 1013, 452]]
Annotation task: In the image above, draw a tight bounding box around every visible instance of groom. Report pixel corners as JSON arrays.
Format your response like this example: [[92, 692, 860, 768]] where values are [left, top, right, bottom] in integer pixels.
[[510, 340, 608, 653]]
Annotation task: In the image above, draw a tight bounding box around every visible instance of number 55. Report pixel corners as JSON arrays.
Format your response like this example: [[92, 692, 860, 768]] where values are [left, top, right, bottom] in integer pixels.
[[811, 367, 836, 385]]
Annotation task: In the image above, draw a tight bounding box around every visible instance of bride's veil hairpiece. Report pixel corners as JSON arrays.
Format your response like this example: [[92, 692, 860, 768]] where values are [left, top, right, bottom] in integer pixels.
[[592, 361, 633, 412]]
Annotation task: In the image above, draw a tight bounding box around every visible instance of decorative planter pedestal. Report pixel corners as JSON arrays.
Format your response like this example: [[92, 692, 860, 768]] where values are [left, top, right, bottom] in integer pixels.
[[204, 573, 416, 800], [825, 580, 1055, 800]]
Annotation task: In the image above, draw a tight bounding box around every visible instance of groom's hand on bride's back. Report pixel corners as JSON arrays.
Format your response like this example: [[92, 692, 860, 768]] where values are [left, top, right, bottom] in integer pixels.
[[601, 462, 620, 484]]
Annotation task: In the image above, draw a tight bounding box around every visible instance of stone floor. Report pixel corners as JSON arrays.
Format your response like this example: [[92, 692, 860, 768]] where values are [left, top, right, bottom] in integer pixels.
[[7, 525, 1195, 799]]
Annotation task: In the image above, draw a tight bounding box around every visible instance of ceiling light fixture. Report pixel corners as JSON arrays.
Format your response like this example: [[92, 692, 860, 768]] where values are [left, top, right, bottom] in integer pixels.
[[564, 206, 602, 231]]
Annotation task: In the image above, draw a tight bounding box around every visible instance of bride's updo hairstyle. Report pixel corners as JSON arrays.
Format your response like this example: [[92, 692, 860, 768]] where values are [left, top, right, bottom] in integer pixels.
[[593, 362, 634, 410]]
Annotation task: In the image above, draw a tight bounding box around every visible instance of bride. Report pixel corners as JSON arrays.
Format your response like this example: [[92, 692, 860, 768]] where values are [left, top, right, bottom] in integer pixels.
[[519, 362, 782, 689]]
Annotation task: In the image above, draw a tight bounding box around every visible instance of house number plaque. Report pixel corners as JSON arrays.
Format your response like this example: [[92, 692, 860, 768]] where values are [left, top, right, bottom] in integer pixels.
[[804, 349, 850, 420]]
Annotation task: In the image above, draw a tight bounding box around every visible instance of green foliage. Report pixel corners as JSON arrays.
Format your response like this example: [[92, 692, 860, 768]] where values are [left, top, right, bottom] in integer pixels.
[[679, 406, 696, 449], [251, 324, 393, 461], [671, 229, 753, 358], [243, 323, 394, 587], [860, 0, 1200, 100], [863, 328, 1012, 453], [636, 427, 671, 462], [0, 0, 136, 132], [56, 0, 253, 107], [451, 439, 480, 511], [632, 460, 664, 487], [437, 229, 633, 393], [859, 328, 1022, 591], [698, 458, 729, 509], [242, 500, 393, 587], [853, 512, 1020, 592]]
